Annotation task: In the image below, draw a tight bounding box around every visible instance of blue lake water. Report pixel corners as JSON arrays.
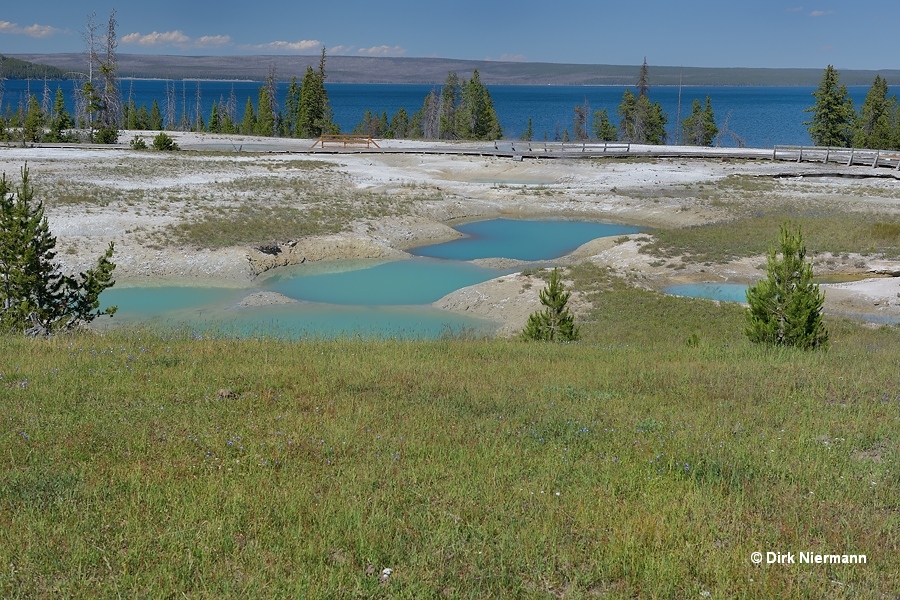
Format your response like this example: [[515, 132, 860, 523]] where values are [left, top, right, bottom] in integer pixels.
[[100, 218, 636, 339], [2, 79, 881, 147]]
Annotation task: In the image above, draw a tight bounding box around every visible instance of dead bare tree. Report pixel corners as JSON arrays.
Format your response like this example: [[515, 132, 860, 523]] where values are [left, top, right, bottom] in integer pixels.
[[165, 81, 176, 130], [99, 9, 121, 132], [715, 110, 746, 148], [194, 81, 203, 131]]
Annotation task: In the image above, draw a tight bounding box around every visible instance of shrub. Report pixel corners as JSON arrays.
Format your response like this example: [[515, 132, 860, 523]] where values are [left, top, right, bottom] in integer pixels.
[[129, 135, 148, 150], [152, 132, 179, 151]]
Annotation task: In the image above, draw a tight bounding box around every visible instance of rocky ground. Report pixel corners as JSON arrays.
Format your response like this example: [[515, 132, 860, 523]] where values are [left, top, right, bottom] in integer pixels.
[[2, 132, 898, 335]]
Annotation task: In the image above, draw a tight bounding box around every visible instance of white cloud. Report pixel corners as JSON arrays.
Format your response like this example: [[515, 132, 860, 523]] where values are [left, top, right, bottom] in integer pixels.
[[123, 30, 191, 46], [809, 9, 833, 16], [356, 45, 406, 56], [0, 20, 61, 38], [240, 39, 322, 53], [122, 30, 232, 49]]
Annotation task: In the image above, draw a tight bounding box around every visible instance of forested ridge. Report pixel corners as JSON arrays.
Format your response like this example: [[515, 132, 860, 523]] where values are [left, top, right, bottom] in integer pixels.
[[8, 53, 900, 86]]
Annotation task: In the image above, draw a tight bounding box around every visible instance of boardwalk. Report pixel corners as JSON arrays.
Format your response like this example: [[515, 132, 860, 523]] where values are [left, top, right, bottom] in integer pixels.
[[23, 136, 900, 173], [304, 139, 900, 172]]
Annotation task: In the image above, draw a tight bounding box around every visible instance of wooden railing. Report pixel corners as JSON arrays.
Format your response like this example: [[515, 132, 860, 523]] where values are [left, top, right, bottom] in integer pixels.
[[311, 134, 381, 149], [773, 145, 900, 170]]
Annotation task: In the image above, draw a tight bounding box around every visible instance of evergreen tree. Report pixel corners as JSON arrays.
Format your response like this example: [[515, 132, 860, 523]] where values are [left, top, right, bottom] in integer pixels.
[[745, 223, 828, 350], [390, 108, 409, 139], [521, 117, 533, 142], [124, 98, 139, 130], [456, 70, 501, 140], [46, 87, 73, 142], [619, 90, 667, 144], [240, 97, 256, 135], [352, 109, 375, 136], [522, 268, 580, 342], [295, 49, 336, 138], [853, 75, 897, 150], [149, 99, 163, 130], [617, 89, 638, 141], [378, 111, 391, 138], [681, 96, 718, 146], [256, 86, 275, 137], [617, 60, 668, 145], [636, 57, 650, 98], [23, 94, 45, 143], [439, 71, 461, 139], [573, 101, 589, 141], [0, 165, 117, 334], [804, 65, 855, 147], [592, 108, 618, 141], [209, 103, 220, 133], [135, 104, 150, 130], [283, 77, 300, 137]]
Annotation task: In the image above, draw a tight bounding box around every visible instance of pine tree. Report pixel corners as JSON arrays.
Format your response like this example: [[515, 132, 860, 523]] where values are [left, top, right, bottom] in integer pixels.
[[456, 70, 501, 140], [295, 49, 335, 138], [390, 108, 409, 139], [592, 108, 617, 141], [521, 117, 534, 142], [522, 268, 580, 342], [23, 94, 45, 143], [283, 77, 300, 137], [637, 57, 650, 98], [573, 101, 588, 141], [439, 71, 460, 139], [240, 97, 256, 135], [853, 75, 897, 150], [256, 86, 275, 137], [682, 96, 718, 146], [208, 103, 220, 133], [1, 165, 116, 334], [149, 100, 163, 130], [805, 65, 855, 147], [745, 223, 828, 350], [47, 87, 73, 142]]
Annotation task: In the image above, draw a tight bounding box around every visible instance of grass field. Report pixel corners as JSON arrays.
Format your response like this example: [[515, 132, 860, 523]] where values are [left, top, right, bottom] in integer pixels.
[[2, 268, 898, 598]]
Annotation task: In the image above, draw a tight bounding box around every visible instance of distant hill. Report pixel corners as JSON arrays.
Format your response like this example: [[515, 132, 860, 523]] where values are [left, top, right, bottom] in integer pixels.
[[9, 53, 900, 86], [0, 54, 67, 79]]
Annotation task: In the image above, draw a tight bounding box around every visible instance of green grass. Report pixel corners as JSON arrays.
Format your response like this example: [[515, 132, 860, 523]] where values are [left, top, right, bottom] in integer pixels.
[[2, 274, 898, 598], [642, 211, 900, 262]]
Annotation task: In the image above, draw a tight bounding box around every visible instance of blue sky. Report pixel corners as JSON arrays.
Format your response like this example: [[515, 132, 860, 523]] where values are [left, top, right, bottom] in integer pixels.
[[1, 1, 896, 70]]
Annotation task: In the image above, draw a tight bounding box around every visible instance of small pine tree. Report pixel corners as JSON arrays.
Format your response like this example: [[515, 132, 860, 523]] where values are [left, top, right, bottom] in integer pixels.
[[745, 223, 828, 349], [149, 100, 164, 130], [592, 108, 618, 141], [522, 268, 580, 342], [0, 165, 117, 335], [521, 117, 533, 142], [23, 94, 45, 143]]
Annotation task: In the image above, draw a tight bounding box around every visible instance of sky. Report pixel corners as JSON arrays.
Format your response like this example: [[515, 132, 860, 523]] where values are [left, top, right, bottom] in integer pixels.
[[1, 1, 897, 70]]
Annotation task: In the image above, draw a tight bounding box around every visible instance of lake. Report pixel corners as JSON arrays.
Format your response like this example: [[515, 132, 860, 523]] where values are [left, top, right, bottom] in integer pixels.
[[2, 79, 880, 147]]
